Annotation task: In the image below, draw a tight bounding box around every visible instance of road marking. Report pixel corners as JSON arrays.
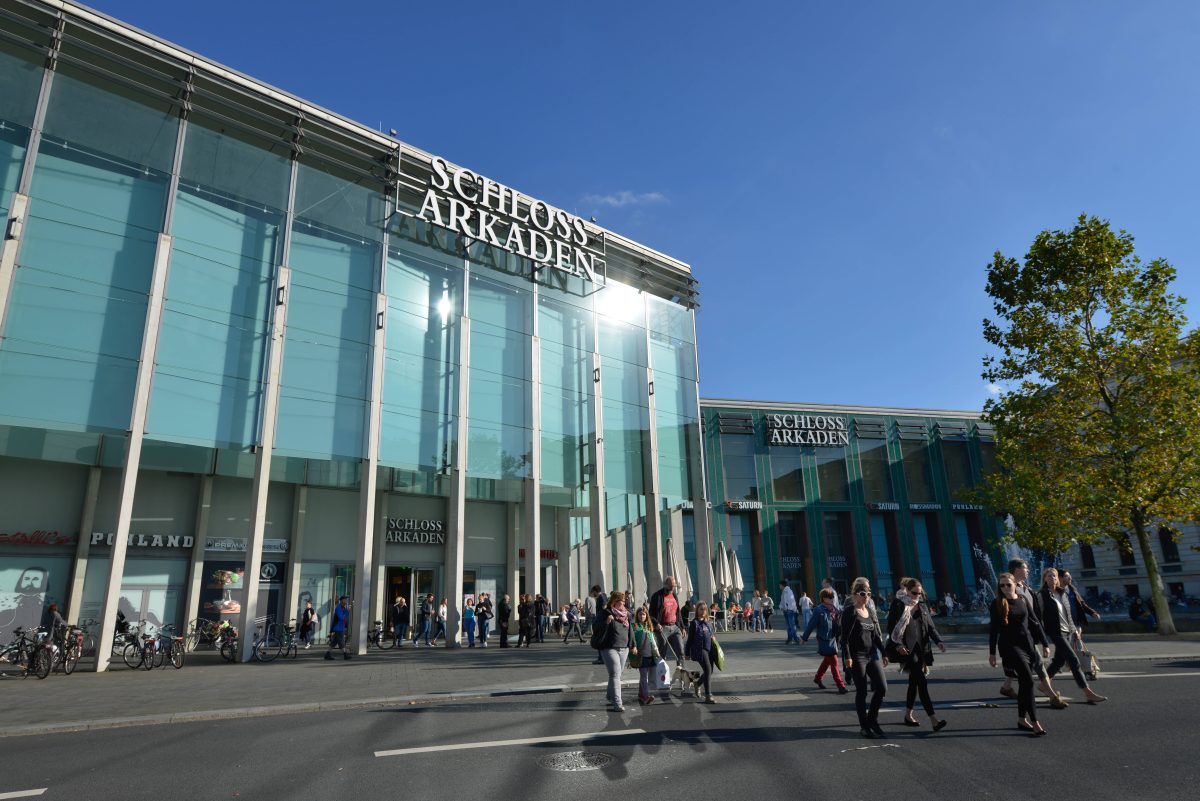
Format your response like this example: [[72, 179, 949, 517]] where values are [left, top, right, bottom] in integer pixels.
[[375, 728, 646, 758], [838, 744, 901, 754], [1098, 671, 1200, 679], [0, 790, 47, 800]]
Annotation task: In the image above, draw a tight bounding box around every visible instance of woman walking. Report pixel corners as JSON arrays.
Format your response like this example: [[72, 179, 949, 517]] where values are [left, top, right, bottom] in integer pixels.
[[762, 592, 774, 633], [990, 572, 1048, 735], [887, 578, 947, 731], [517, 594, 535, 647], [632, 607, 660, 705], [596, 591, 634, 711], [801, 588, 848, 694], [840, 582, 889, 738], [463, 598, 476, 647], [686, 601, 718, 703], [1035, 569, 1107, 704]]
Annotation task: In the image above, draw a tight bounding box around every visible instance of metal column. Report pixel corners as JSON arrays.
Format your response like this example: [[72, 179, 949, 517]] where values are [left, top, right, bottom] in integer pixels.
[[524, 281, 541, 599], [587, 301, 608, 593], [238, 155, 298, 662], [442, 244, 470, 647], [282, 485, 308, 625]]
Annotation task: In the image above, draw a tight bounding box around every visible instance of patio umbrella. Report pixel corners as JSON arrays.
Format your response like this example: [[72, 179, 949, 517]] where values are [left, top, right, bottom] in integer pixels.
[[729, 550, 745, 599], [715, 541, 732, 593], [668, 536, 694, 602]]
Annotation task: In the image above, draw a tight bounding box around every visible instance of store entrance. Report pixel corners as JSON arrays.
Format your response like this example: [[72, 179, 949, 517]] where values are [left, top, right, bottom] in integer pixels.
[[385, 566, 438, 611]]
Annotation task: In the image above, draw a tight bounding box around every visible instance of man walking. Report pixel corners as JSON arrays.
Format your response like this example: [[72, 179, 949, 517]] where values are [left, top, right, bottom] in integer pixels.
[[799, 590, 814, 631], [413, 592, 434, 648], [325, 595, 352, 661], [649, 576, 686, 669], [498, 593, 511, 648], [779, 580, 799, 644], [476, 593, 493, 647]]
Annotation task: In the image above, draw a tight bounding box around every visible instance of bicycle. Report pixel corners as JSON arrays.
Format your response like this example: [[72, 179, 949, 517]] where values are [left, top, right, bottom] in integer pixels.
[[0, 626, 50, 679], [367, 619, 396, 650], [253, 619, 281, 662], [218, 621, 239, 662], [185, 618, 221, 652], [153, 625, 185, 669], [120, 621, 158, 670], [51, 625, 83, 675]]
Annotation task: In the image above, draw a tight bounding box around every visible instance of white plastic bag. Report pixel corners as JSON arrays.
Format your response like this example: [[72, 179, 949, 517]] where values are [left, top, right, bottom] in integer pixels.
[[655, 658, 671, 690]]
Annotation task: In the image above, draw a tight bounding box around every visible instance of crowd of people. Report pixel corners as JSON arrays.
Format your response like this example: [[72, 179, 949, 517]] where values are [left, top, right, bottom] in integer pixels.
[[311, 558, 1114, 735]]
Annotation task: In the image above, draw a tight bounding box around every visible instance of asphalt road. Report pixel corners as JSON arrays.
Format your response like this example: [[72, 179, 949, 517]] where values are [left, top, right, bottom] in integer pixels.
[[2, 658, 1197, 801]]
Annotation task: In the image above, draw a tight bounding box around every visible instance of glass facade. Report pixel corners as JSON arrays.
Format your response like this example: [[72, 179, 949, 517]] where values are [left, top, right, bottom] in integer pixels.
[[0, 3, 703, 648], [704, 402, 1003, 601]]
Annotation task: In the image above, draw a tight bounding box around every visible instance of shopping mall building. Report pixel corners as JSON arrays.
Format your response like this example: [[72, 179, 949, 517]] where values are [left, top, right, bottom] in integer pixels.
[[0, 0, 710, 665]]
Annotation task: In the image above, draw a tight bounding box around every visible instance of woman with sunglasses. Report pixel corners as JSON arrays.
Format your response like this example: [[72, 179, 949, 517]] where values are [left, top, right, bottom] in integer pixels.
[[990, 572, 1048, 735], [839, 578, 889, 738], [887, 577, 947, 731]]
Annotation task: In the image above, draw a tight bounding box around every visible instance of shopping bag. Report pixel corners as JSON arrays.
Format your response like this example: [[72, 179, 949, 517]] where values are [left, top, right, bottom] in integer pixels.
[[628, 650, 642, 669], [711, 639, 725, 671], [655, 658, 672, 690], [1082, 649, 1100, 678]]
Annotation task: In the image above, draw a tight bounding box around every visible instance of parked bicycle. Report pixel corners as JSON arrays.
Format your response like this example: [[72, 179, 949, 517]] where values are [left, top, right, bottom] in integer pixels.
[[121, 621, 159, 670], [254, 619, 299, 662], [0, 626, 51, 679], [152, 624, 186, 669], [218, 621, 239, 662], [367, 619, 396, 650], [185, 618, 222, 652], [50, 624, 83, 675]]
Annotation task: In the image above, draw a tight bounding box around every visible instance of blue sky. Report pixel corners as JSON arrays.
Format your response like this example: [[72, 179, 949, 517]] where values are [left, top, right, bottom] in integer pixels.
[[91, 1, 1200, 410]]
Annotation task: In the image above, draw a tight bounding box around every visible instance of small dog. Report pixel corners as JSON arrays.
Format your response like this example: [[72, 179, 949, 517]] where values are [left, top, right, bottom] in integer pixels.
[[674, 662, 704, 696]]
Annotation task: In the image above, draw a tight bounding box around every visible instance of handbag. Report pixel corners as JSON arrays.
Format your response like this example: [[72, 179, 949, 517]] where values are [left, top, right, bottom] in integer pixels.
[[711, 639, 725, 671], [1082, 649, 1100, 678], [655, 658, 672, 690]]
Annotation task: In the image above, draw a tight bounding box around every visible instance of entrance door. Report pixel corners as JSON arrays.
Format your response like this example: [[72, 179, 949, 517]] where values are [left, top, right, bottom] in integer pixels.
[[411, 568, 436, 610], [333, 564, 355, 613]]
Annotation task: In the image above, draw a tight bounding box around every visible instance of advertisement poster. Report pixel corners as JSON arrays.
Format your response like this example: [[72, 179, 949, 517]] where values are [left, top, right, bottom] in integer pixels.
[[198, 560, 285, 622], [0, 556, 72, 632]]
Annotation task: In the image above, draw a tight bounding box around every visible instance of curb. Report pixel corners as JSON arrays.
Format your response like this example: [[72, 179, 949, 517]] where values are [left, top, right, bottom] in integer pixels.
[[3, 652, 1196, 738]]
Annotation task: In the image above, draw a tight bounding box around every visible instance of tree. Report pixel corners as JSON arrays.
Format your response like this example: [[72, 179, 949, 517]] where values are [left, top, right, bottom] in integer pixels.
[[976, 214, 1200, 635]]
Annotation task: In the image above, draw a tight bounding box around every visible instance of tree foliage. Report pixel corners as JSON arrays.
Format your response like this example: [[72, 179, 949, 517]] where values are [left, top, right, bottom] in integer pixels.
[[975, 215, 1200, 635]]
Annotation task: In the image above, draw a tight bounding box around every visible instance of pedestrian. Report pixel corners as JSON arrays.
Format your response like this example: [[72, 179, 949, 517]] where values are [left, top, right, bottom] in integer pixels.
[[475, 594, 492, 647], [596, 591, 634, 712], [648, 576, 686, 667], [390, 595, 409, 648], [680, 596, 695, 630], [887, 578, 948, 731], [517, 594, 535, 647], [430, 598, 447, 644], [779, 580, 799, 644], [1128, 597, 1157, 632], [584, 586, 599, 636], [686, 601, 718, 703], [1000, 559, 1067, 708], [463, 596, 476, 647], [299, 599, 318, 649], [801, 588, 847, 694], [990, 572, 1048, 735], [413, 592, 434, 647], [822, 577, 840, 609], [762, 591, 774, 632], [1035, 569, 1107, 704], [943, 592, 955, 617], [750, 590, 764, 632], [799, 590, 813, 632], [1059, 571, 1100, 676], [325, 595, 352, 661], [590, 586, 606, 664], [562, 601, 584, 642], [632, 606, 661, 705], [534, 594, 549, 643], [840, 581, 888, 738], [498, 593, 511, 648]]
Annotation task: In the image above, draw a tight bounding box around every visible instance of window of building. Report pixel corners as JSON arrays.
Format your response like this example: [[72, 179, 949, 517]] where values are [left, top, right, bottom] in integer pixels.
[[1079, 543, 1096, 570], [978, 442, 998, 477], [1117, 537, 1136, 567], [900, 440, 936, 502], [813, 446, 850, 503], [769, 446, 804, 501], [940, 440, 974, 494], [858, 438, 893, 502], [776, 511, 810, 590], [1158, 526, 1181, 563], [721, 434, 758, 501]]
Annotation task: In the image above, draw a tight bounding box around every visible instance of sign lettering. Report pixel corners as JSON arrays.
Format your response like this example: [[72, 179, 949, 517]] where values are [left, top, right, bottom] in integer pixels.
[[386, 517, 446, 545], [415, 157, 603, 282], [0, 530, 74, 546], [90, 532, 194, 549], [766, 414, 850, 446], [726, 500, 763, 511]]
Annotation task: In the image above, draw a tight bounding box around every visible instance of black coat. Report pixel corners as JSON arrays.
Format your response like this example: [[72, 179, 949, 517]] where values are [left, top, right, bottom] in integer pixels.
[[1034, 588, 1073, 639], [498, 602, 511, 628], [595, 607, 633, 650], [390, 602, 409, 627], [885, 598, 942, 667]]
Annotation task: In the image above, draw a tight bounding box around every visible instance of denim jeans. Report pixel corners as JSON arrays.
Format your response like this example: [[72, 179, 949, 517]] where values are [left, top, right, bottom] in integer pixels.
[[478, 619, 490, 644], [413, 619, 431, 645], [784, 610, 799, 642], [753, 611, 764, 631], [392, 624, 406, 645], [602, 648, 628, 708], [464, 619, 476, 646]]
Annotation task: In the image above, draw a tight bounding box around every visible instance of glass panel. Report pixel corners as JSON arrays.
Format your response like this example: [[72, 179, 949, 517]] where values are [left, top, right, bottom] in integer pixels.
[[0, 424, 101, 465], [275, 161, 382, 459], [0, 40, 43, 221], [901, 440, 936, 502], [954, 514, 976, 593], [869, 514, 892, 588], [0, 67, 175, 432], [941, 440, 973, 494], [813, 446, 849, 502], [776, 511, 807, 586], [978, 442, 998, 478], [822, 512, 852, 590], [913, 514, 938, 596], [858, 438, 893, 502], [769, 445, 804, 501], [147, 118, 288, 448], [721, 434, 758, 501]]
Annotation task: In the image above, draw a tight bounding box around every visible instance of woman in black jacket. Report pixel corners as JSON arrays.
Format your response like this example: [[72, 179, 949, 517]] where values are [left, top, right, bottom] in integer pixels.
[[1034, 568, 1107, 704], [886, 577, 947, 731], [517, 594, 535, 647], [990, 572, 1048, 735], [839, 580, 889, 738]]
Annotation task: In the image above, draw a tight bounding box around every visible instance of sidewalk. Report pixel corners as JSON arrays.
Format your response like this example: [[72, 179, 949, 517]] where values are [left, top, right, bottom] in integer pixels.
[[4, 629, 1199, 737]]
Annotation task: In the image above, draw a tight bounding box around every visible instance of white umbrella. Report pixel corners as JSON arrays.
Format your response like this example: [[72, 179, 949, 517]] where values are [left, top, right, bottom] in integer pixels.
[[706, 555, 717, 605], [715, 541, 732, 592], [627, 571, 635, 605], [668, 537, 693, 602], [729, 550, 745, 599], [665, 537, 681, 594]]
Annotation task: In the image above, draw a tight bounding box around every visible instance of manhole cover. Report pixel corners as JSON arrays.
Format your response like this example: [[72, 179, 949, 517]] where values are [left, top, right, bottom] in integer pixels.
[[538, 751, 614, 771]]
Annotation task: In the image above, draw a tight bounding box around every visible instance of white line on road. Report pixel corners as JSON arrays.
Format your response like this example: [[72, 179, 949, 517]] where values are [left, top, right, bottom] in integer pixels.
[[1098, 671, 1200, 679], [375, 728, 645, 758], [0, 790, 47, 800]]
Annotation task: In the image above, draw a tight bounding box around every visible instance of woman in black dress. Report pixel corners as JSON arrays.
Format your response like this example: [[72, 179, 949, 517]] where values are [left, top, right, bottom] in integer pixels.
[[989, 572, 1049, 735], [887, 577, 947, 731], [839, 581, 889, 738], [517, 594, 535, 647]]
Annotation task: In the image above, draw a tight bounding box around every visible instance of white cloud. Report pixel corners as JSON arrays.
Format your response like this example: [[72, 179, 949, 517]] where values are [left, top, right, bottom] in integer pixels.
[[986, 382, 1002, 395], [581, 190, 668, 208]]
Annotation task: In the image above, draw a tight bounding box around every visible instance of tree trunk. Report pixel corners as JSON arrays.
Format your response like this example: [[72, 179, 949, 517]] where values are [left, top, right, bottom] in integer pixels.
[[1131, 513, 1178, 636]]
